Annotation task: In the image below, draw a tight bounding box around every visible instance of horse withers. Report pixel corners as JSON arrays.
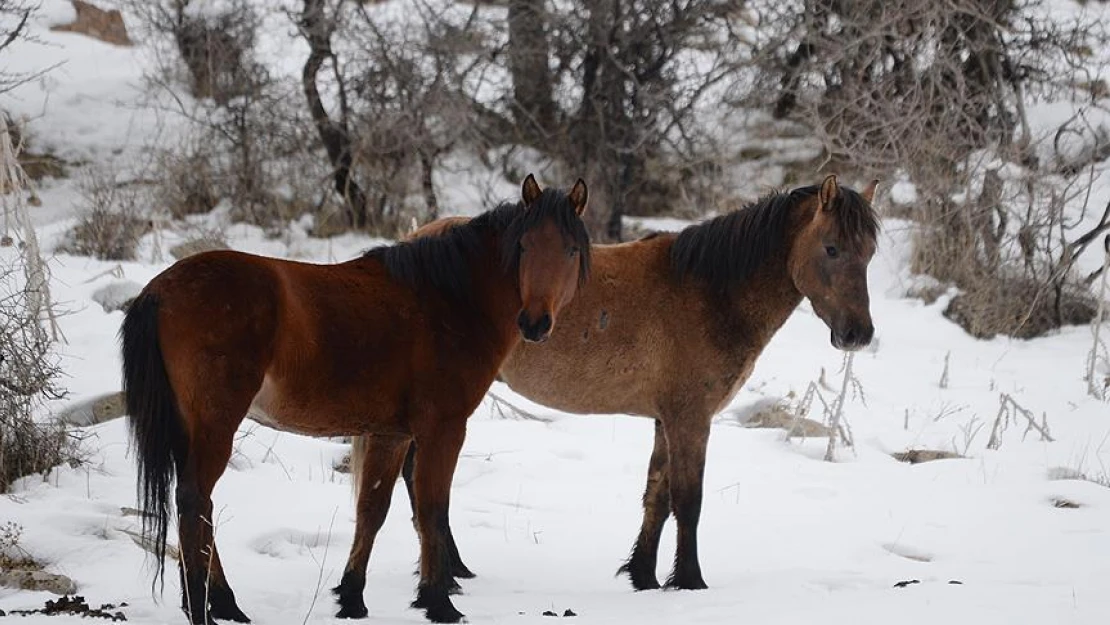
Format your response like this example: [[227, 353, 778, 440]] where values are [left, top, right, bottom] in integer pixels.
[[361, 173, 880, 592], [121, 174, 591, 624]]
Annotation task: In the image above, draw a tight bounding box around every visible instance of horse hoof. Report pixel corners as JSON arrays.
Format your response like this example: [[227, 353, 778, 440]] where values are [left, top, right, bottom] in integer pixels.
[[209, 606, 251, 623], [447, 578, 464, 596], [451, 565, 476, 580], [208, 599, 250, 621], [335, 604, 369, 619], [664, 575, 708, 591], [424, 604, 466, 624]]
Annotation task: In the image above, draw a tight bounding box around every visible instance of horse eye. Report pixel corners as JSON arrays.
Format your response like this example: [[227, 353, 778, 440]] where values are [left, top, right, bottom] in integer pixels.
[[825, 245, 838, 258]]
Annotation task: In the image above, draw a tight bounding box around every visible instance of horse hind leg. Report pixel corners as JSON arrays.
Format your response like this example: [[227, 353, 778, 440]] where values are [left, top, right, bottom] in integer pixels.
[[176, 422, 249, 624], [617, 419, 671, 590], [402, 441, 475, 584], [333, 434, 411, 619]]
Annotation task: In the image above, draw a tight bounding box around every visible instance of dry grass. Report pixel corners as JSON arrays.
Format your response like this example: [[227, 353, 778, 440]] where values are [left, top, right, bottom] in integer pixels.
[[891, 449, 964, 464]]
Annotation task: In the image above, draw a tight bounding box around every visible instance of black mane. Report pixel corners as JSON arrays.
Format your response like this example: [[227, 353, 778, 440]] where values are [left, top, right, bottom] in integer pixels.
[[363, 188, 591, 303], [670, 184, 879, 294]]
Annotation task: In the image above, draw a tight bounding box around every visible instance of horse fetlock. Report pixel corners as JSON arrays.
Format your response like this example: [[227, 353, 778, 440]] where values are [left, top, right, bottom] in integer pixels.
[[617, 555, 660, 591], [332, 570, 369, 618]]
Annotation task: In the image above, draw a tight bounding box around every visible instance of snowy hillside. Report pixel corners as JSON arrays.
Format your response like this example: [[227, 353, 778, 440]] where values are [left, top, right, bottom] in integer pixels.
[[2, 1, 1110, 624]]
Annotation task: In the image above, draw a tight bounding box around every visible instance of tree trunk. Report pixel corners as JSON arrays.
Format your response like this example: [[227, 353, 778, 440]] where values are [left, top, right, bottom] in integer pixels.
[[507, 0, 556, 138], [300, 0, 369, 230]]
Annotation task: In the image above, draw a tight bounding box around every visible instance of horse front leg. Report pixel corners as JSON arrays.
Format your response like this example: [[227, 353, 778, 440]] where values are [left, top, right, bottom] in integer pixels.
[[402, 441, 476, 584], [662, 416, 711, 590], [409, 419, 467, 624], [617, 419, 671, 590], [333, 433, 411, 619]]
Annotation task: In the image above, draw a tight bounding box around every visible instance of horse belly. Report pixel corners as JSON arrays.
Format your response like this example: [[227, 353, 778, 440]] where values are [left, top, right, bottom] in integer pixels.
[[246, 375, 402, 437], [500, 348, 657, 418]]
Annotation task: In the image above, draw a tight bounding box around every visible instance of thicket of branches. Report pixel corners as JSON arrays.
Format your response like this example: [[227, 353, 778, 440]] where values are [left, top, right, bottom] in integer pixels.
[[1, 2, 71, 492], [122, 0, 1110, 338], [750, 0, 1110, 337]]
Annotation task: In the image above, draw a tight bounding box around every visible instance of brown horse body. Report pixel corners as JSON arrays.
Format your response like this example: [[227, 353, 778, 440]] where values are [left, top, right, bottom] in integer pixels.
[[122, 176, 590, 624], [354, 175, 880, 591]]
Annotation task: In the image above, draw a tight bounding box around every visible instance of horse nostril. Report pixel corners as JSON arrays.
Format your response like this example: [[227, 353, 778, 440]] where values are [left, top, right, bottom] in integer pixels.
[[517, 311, 530, 333], [860, 324, 875, 345], [536, 313, 552, 337], [842, 326, 858, 346]]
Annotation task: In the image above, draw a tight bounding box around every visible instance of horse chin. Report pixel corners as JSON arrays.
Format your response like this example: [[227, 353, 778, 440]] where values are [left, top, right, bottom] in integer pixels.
[[830, 329, 869, 352], [522, 332, 550, 344]]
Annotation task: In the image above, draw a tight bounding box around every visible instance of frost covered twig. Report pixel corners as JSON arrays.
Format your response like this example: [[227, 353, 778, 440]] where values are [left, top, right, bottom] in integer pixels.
[[0, 120, 61, 342], [302, 507, 337, 625], [488, 390, 552, 423], [824, 353, 859, 461], [987, 393, 1054, 450]]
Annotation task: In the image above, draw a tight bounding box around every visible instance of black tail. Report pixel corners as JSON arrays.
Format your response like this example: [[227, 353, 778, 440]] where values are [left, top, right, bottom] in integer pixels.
[[121, 292, 186, 594]]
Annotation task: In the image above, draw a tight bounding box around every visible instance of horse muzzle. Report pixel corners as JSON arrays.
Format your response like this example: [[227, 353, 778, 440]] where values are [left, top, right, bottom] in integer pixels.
[[517, 310, 553, 343], [830, 321, 874, 351]]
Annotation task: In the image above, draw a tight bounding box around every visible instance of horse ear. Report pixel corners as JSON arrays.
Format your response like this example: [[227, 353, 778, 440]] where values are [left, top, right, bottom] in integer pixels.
[[522, 174, 542, 207], [818, 174, 839, 211], [861, 178, 879, 204], [569, 178, 588, 216]]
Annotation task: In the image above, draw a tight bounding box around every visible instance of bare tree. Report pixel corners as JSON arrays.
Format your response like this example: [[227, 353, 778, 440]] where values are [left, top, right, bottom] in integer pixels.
[[488, 0, 744, 240]]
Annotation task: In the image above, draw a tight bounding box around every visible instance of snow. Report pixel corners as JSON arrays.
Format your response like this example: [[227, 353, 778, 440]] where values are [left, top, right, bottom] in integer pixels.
[[2, 1, 1110, 624]]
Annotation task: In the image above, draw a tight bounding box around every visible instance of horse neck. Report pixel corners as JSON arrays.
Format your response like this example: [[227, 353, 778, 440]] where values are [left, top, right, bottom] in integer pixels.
[[467, 232, 524, 342], [715, 213, 808, 353]]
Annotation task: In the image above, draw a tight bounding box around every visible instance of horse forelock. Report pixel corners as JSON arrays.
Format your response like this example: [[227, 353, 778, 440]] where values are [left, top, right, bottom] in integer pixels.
[[499, 187, 592, 286]]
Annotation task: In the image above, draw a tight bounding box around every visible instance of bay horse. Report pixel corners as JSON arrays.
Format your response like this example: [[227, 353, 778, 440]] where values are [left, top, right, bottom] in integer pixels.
[[352, 174, 880, 592], [121, 174, 591, 624]]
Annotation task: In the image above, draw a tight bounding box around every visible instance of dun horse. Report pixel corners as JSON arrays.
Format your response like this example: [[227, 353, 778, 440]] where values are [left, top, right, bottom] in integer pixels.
[[121, 175, 591, 624], [352, 174, 880, 591]]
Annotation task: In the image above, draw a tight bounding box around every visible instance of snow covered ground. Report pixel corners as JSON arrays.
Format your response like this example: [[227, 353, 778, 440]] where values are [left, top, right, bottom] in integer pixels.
[[3, 1, 1110, 624]]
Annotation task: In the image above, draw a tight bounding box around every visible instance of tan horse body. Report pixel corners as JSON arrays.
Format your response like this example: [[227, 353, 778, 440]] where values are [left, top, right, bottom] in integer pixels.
[[357, 174, 880, 591]]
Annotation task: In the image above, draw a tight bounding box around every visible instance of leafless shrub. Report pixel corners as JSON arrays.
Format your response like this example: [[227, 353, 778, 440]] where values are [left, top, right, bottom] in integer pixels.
[[0, 258, 71, 493], [153, 146, 220, 219], [0, 521, 39, 570], [58, 169, 150, 261]]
